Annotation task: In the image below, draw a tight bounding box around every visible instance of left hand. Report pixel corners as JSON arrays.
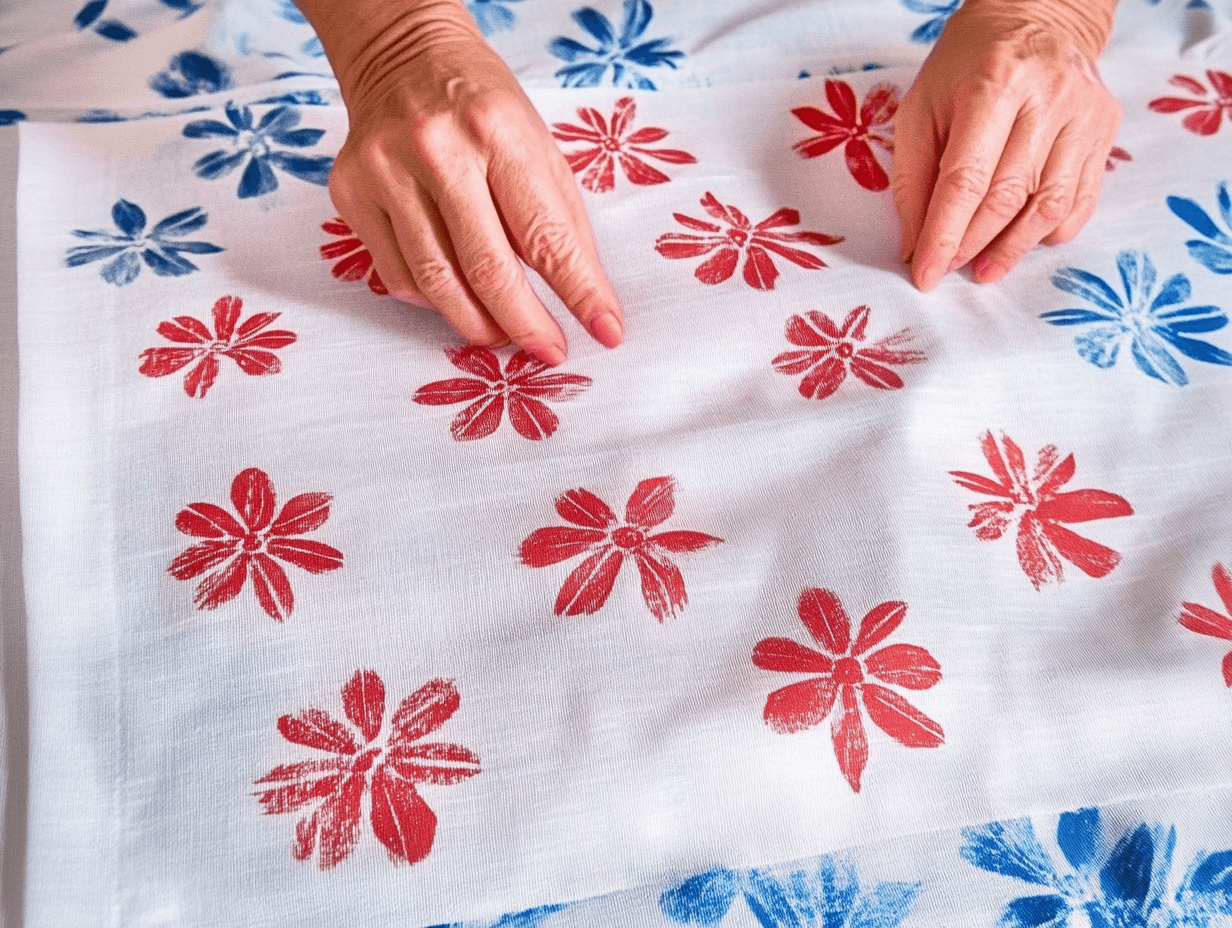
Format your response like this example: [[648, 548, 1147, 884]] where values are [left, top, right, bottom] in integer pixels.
[[892, 0, 1121, 290]]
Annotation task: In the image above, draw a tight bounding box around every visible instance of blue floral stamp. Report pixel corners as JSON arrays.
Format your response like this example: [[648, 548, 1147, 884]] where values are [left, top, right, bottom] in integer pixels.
[[150, 51, 233, 98], [468, 0, 524, 35], [1168, 183, 1232, 275], [901, 0, 962, 43], [66, 200, 222, 286], [547, 0, 685, 90]]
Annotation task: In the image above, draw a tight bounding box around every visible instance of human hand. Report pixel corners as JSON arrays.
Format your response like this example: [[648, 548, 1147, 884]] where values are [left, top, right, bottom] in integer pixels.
[[302, 0, 624, 365], [891, 0, 1121, 290]]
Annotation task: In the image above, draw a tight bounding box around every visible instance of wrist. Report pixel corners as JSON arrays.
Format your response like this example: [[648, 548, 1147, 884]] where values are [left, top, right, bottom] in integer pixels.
[[957, 0, 1117, 60]]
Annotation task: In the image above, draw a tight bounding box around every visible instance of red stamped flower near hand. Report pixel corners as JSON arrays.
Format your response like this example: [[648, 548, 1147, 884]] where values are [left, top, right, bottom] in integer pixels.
[[1179, 563, 1232, 688], [169, 467, 344, 620], [520, 476, 723, 620], [655, 192, 844, 290], [255, 670, 481, 869], [138, 295, 296, 399], [321, 217, 388, 294], [792, 80, 898, 191], [950, 432, 1133, 590], [1105, 146, 1131, 171], [413, 346, 592, 441], [753, 589, 943, 793], [773, 305, 925, 400], [551, 96, 697, 192], [1149, 72, 1232, 135]]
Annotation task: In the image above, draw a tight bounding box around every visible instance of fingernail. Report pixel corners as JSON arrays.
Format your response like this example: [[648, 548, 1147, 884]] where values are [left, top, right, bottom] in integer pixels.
[[589, 311, 624, 349], [536, 341, 567, 366], [393, 290, 433, 310], [947, 256, 963, 273], [916, 263, 940, 292], [975, 258, 1008, 284]]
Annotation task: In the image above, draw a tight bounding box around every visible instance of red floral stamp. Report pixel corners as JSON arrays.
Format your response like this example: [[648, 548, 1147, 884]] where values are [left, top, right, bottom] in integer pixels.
[[320, 217, 387, 294], [551, 96, 696, 192], [1149, 72, 1232, 136], [792, 80, 898, 191], [1179, 563, 1232, 687]]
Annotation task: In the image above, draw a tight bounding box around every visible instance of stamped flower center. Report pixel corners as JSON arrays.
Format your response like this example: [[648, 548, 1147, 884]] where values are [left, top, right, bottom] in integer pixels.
[[837, 342, 854, 359], [611, 526, 645, 549], [833, 656, 863, 685], [352, 747, 381, 774], [601, 135, 621, 151], [241, 532, 264, 553], [209, 340, 228, 353], [727, 228, 749, 247]]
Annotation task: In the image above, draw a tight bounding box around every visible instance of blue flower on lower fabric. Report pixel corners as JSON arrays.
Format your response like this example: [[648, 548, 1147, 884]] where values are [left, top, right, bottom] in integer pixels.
[[547, 0, 685, 90], [66, 199, 223, 286], [183, 102, 333, 199], [428, 904, 570, 928], [660, 857, 921, 927], [150, 51, 233, 98], [1042, 250, 1232, 385], [962, 807, 1232, 927], [468, 0, 524, 35], [902, 0, 962, 43], [1168, 183, 1232, 275]]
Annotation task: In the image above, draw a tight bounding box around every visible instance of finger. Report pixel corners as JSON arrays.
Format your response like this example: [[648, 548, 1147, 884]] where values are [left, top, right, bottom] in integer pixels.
[[890, 92, 940, 264], [334, 198, 436, 313], [1041, 141, 1112, 246], [488, 143, 625, 349], [910, 89, 1019, 291]]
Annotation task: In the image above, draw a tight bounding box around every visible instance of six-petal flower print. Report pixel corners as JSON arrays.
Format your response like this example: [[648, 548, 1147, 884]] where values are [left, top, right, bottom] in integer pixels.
[[138, 295, 296, 399], [413, 347, 593, 441], [1179, 562, 1232, 688], [183, 102, 333, 199], [66, 199, 223, 286], [169, 468, 344, 621], [320, 217, 388, 294], [950, 432, 1133, 590], [1168, 182, 1232, 274], [901, 0, 962, 43], [773, 306, 925, 400], [1149, 71, 1232, 135], [520, 477, 723, 620], [255, 670, 481, 870], [551, 96, 696, 192], [547, 0, 685, 89], [791, 81, 898, 191], [655, 193, 844, 289], [467, 0, 525, 36], [1042, 250, 1232, 385], [752, 588, 943, 793]]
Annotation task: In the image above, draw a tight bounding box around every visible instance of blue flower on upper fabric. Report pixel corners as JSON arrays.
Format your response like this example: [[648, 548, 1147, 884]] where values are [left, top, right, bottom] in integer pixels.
[[468, 0, 524, 35], [902, 0, 962, 43], [1168, 183, 1232, 275], [427, 903, 570, 928], [183, 102, 333, 199], [547, 0, 685, 90], [961, 807, 1232, 927], [74, 0, 201, 42], [1041, 250, 1232, 385], [660, 857, 921, 927], [150, 51, 233, 98], [0, 111, 26, 126], [66, 199, 223, 286]]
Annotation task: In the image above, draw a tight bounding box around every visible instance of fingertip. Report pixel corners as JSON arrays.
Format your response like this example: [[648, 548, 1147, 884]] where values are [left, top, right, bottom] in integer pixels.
[[589, 311, 624, 349], [534, 340, 567, 366]]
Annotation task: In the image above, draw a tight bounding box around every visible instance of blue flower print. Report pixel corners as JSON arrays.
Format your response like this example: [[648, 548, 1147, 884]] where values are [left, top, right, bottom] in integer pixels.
[[660, 858, 921, 927], [961, 807, 1232, 927], [275, 0, 325, 57], [428, 904, 570, 928], [468, 0, 524, 36], [150, 51, 233, 98], [1168, 183, 1232, 275], [902, 0, 962, 43], [547, 0, 685, 90], [66, 199, 223, 286], [182, 102, 333, 199], [1041, 250, 1232, 385], [74, 1, 136, 41], [0, 111, 26, 126]]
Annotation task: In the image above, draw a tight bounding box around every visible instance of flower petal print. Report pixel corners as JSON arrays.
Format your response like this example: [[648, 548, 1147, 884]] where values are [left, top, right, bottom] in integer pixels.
[[1042, 249, 1232, 385], [551, 96, 696, 192], [520, 477, 723, 620], [66, 199, 223, 286], [255, 670, 481, 870], [752, 589, 943, 793], [467, 0, 524, 36], [773, 306, 925, 400], [168, 468, 344, 621], [149, 50, 232, 98], [433, 904, 572, 928], [414, 347, 593, 441], [183, 102, 334, 199], [950, 432, 1133, 589], [1167, 181, 1232, 275], [655, 192, 844, 290], [1105, 145, 1131, 171], [139, 295, 296, 399], [1149, 71, 1232, 136], [792, 80, 898, 191], [547, 0, 685, 90], [320, 217, 388, 294], [901, 0, 962, 43], [1179, 562, 1232, 687]]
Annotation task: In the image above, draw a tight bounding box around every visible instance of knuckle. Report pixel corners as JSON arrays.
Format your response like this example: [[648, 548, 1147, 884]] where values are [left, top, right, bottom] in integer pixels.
[[982, 176, 1032, 219], [464, 249, 522, 299], [409, 254, 462, 300], [938, 164, 992, 204], [522, 217, 580, 273], [1032, 185, 1075, 225]]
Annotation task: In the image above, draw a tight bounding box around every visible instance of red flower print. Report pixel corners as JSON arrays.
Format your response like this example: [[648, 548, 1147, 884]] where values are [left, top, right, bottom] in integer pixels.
[[519, 476, 723, 620], [168, 467, 344, 621], [551, 96, 697, 192], [255, 670, 481, 870], [1105, 146, 1132, 171], [412, 346, 592, 441], [792, 80, 898, 191], [1149, 72, 1232, 135], [772, 305, 925, 400], [752, 588, 943, 793], [138, 295, 296, 399], [950, 432, 1133, 590], [1179, 563, 1232, 688], [655, 193, 844, 290], [320, 217, 388, 294]]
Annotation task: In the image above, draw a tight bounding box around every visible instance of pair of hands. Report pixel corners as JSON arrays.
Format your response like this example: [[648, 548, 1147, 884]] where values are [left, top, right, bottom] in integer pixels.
[[308, 0, 1121, 366]]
